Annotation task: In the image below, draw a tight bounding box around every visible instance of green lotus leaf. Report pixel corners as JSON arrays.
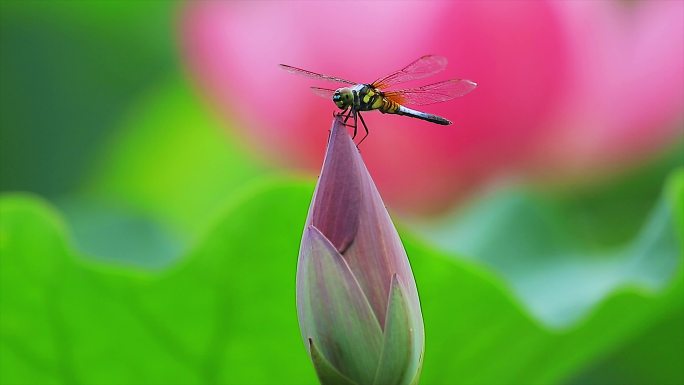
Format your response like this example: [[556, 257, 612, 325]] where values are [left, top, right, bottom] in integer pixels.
[[0, 170, 681, 384]]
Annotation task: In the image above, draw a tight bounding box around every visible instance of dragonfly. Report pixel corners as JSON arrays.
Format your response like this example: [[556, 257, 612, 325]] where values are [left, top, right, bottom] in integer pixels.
[[279, 55, 476, 144]]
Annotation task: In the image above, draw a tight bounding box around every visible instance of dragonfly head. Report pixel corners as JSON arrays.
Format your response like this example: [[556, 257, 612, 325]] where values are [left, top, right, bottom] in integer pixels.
[[333, 88, 353, 109]]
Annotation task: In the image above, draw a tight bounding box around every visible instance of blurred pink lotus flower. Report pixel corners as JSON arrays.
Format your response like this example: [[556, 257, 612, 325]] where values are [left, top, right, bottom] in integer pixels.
[[181, 1, 684, 214]]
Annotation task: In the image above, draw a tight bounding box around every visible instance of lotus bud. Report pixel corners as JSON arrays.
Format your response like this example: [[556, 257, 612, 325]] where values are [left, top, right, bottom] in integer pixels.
[[296, 117, 425, 385]]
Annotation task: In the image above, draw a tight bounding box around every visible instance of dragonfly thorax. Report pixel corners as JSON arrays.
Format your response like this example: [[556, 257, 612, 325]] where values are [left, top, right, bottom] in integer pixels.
[[333, 88, 354, 109]]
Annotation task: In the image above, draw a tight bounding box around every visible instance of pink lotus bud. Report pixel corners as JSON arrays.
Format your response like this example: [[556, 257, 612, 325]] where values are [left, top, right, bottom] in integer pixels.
[[297, 118, 424, 384]]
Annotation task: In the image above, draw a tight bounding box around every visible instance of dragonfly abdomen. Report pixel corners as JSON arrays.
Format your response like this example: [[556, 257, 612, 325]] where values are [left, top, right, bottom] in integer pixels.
[[393, 104, 452, 125], [356, 85, 452, 125], [379, 98, 401, 114]]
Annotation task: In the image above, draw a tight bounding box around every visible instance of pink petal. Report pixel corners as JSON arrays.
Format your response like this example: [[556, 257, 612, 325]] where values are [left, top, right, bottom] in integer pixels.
[[532, 1, 684, 180]]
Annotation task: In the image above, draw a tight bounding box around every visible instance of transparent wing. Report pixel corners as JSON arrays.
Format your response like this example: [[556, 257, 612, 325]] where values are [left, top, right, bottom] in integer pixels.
[[310, 86, 336, 99], [384, 79, 477, 106], [371, 55, 448, 90], [279, 64, 356, 85]]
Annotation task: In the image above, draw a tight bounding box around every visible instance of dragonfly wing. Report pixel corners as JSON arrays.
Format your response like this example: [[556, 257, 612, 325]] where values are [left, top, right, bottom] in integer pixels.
[[384, 79, 477, 106], [310, 86, 336, 99], [279, 64, 356, 85], [371, 55, 448, 89]]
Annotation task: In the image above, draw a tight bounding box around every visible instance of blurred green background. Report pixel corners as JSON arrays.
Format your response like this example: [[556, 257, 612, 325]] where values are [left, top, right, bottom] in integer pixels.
[[0, 2, 682, 385]]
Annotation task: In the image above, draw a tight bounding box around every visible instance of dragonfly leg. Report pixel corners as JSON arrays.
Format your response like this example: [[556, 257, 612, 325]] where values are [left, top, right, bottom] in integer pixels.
[[357, 112, 370, 146], [336, 107, 348, 118], [343, 108, 352, 123], [352, 109, 358, 139], [341, 109, 357, 135], [350, 90, 362, 139], [336, 108, 356, 130]]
